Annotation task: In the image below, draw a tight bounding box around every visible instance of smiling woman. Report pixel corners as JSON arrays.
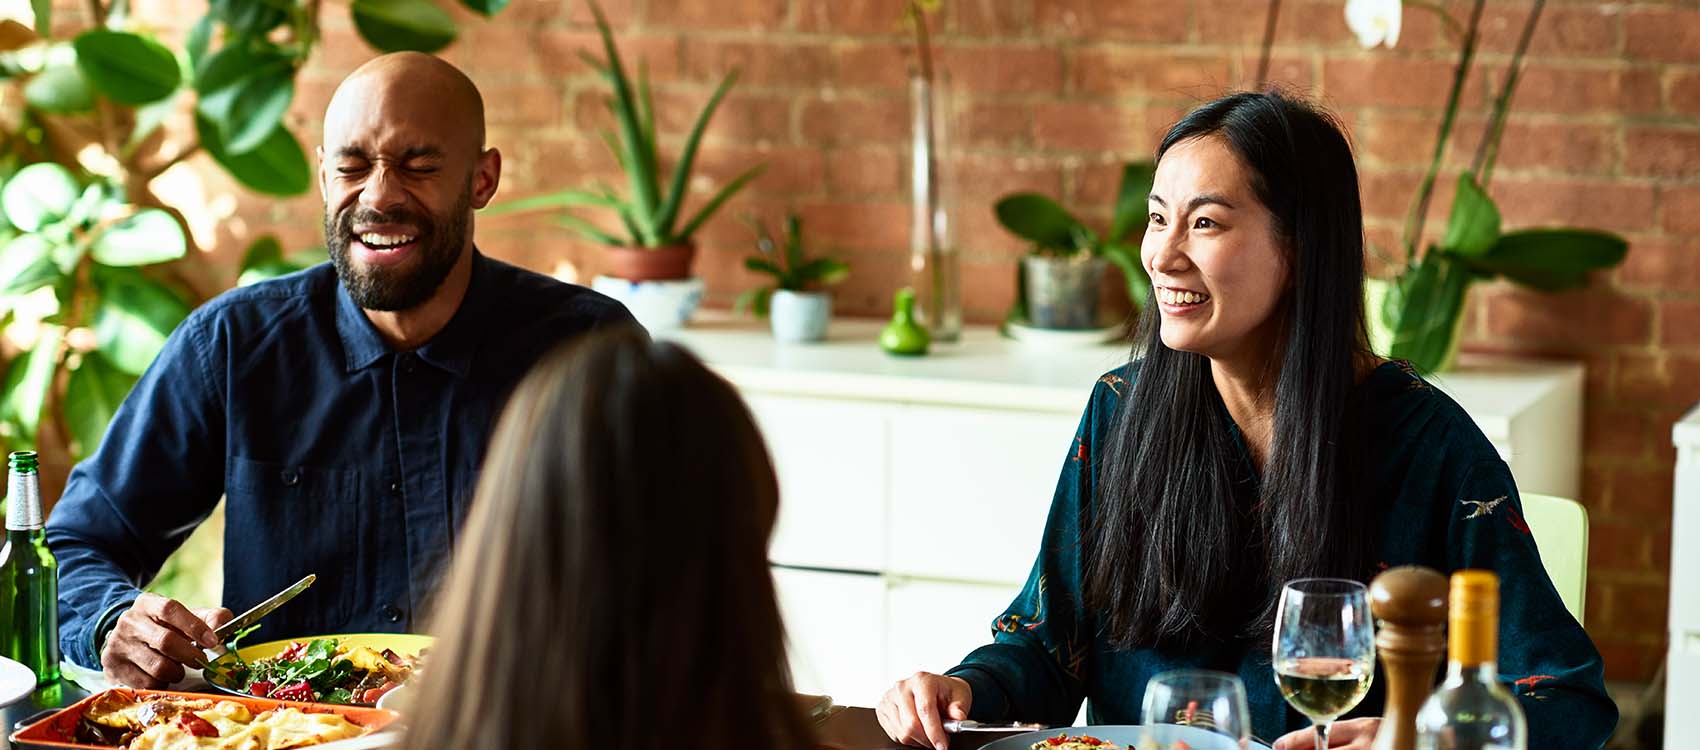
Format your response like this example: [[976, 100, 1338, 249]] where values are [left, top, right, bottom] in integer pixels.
[[875, 90, 1617, 750]]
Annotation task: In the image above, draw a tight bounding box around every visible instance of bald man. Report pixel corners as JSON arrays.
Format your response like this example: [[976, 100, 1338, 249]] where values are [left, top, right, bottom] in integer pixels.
[[46, 54, 636, 687]]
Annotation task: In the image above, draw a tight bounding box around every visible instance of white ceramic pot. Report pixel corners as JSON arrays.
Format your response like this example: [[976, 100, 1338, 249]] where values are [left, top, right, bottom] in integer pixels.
[[769, 289, 831, 343], [591, 275, 704, 334]]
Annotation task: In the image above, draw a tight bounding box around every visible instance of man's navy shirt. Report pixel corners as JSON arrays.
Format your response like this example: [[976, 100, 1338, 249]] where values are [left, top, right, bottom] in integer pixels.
[[45, 252, 635, 667]]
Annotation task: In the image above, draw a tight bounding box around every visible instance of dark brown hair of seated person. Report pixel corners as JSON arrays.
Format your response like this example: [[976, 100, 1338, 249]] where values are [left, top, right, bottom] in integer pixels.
[[398, 327, 818, 750]]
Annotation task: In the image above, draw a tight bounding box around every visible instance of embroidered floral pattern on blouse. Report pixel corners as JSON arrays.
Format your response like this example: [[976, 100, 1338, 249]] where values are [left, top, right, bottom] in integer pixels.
[[1515, 674, 1555, 700], [1097, 373, 1127, 396], [1393, 360, 1433, 391], [1072, 435, 1088, 464], [1461, 495, 1508, 519], [1505, 506, 1532, 536], [995, 576, 1049, 634]]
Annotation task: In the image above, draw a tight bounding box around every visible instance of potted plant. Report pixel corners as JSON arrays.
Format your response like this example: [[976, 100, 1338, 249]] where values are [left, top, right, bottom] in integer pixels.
[[735, 214, 848, 343], [486, 0, 763, 331], [993, 162, 1154, 331]]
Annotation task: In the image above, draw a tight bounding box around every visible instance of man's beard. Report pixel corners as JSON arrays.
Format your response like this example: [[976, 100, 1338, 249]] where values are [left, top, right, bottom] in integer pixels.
[[327, 189, 471, 312]]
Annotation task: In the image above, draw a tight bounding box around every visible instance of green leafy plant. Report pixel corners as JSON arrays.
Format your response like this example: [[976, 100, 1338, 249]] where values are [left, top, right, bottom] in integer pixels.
[[734, 214, 848, 317], [993, 161, 1157, 320], [484, 0, 763, 249], [0, 0, 501, 478], [1347, 0, 1628, 371]]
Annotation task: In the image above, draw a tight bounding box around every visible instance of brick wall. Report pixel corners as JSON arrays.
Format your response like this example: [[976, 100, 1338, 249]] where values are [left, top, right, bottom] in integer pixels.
[[122, 0, 1697, 681]]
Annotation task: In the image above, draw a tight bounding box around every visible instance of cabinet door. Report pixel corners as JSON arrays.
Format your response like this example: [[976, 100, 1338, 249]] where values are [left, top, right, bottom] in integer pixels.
[[773, 566, 889, 707], [748, 395, 890, 572], [885, 577, 1022, 678], [888, 405, 1079, 585]]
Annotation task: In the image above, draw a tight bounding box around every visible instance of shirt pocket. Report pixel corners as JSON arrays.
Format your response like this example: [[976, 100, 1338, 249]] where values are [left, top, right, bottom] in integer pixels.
[[225, 457, 361, 634]]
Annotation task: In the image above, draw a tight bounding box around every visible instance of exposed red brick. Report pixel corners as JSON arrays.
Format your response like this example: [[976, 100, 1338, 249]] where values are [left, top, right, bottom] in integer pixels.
[[960, 102, 1033, 148], [1035, 0, 1189, 42], [1588, 518, 1654, 574], [647, 0, 788, 31], [1072, 48, 1236, 99], [938, 46, 1063, 94], [834, 42, 911, 90], [1482, 287, 1654, 349], [1477, 3, 1621, 58], [1662, 299, 1700, 348], [1664, 186, 1700, 235], [796, 0, 903, 35], [1626, 6, 1700, 63], [1322, 57, 1480, 110], [947, 0, 1032, 37], [800, 97, 910, 146], [1512, 65, 1661, 116], [1626, 127, 1700, 179], [1616, 238, 1700, 297], [1491, 178, 1656, 235], [678, 39, 832, 89], [795, 200, 911, 252], [1672, 71, 1700, 117], [1609, 465, 1676, 520], [539, 30, 680, 79], [825, 147, 903, 196], [1033, 102, 1146, 153]]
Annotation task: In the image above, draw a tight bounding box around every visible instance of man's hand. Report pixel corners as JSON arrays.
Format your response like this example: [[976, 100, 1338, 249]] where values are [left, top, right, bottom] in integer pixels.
[[100, 593, 234, 688], [1274, 717, 1382, 749], [875, 672, 974, 750]]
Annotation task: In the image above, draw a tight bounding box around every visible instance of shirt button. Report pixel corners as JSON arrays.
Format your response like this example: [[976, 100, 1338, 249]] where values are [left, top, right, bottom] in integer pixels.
[[399, 355, 416, 374], [382, 605, 404, 623], [280, 468, 300, 486], [388, 481, 401, 494]]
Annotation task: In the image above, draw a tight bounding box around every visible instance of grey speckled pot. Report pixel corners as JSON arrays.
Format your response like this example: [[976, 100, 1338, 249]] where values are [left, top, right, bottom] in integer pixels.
[[770, 289, 831, 342], [1023, 254, 1105, 329]]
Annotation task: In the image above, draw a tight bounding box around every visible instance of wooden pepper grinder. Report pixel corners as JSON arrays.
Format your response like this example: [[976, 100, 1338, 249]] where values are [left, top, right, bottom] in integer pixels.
[[1368, 566, 1449, 750]]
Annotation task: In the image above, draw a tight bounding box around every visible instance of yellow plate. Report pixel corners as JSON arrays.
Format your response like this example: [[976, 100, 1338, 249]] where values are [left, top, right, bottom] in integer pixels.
[[205, 633, 433, 703]]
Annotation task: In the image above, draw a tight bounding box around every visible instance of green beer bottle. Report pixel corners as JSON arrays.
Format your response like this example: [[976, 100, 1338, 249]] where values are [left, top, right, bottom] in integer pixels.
[[1, 451, 60, 685]]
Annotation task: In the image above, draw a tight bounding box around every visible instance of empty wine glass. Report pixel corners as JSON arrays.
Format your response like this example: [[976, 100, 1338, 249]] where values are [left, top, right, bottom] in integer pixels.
[[1141, 669, 1252, 749], [1273, 578, 1376, 750]]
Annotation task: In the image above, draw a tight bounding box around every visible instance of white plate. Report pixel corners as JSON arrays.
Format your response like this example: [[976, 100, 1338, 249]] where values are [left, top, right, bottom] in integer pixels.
[[1005, 320, 1126, 350], [979, 724, 1272, 750], [0, 656, 35, 708]]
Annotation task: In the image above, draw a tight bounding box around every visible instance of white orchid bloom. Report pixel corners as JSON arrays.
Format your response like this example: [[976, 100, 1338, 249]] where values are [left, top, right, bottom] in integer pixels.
[[1345, 0, 1403, 49]]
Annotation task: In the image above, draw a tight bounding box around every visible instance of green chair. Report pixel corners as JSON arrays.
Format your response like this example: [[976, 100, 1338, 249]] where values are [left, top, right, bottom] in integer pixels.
[[1520, 492, 1589, 625]]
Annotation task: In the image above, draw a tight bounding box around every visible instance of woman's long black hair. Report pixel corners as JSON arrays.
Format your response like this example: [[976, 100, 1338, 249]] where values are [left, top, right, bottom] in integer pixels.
[[1085, 90, 1376, 649]]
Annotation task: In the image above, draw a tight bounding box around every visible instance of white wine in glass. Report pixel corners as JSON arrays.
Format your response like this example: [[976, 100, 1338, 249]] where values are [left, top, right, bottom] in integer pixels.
[[1273, 578, 1376, 750]]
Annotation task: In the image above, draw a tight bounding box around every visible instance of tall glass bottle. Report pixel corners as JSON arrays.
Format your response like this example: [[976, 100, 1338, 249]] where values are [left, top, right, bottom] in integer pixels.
[[1, 450, 61, 685], [1414, 570, 1526, 750], [909, 71, 961, 343]]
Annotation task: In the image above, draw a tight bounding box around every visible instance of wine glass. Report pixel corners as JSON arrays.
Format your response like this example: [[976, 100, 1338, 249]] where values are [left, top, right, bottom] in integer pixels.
[[1273, 578, 1376, 750], [1141, 669, 1252, 749]]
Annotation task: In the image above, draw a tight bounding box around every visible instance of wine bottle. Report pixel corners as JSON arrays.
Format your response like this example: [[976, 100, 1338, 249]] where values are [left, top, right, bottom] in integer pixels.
[[1414, 570, 1526, 750], [1, 451, 61, 685]]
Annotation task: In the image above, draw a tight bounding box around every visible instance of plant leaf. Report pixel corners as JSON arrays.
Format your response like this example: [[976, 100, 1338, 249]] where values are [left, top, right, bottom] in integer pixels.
[[73, 30, 181, 105], [744, 257, 782, 277], [483, 189, 620, 215], [239, 234, 283, 271], [555, 214, 622, 245], [1107, 161, 1155, 243], [185, 14, 214, 75], [2, 162, 80, 231], [0, 234, 63, 295], [210, 0, 290, 37], [995, 193, 1083, 251], [196, 46, 297, 155], [1099, 241, 1150, 311], [783, 213, 803, 271], [655, 69, 738, 239], [588, 0, 659, 242], [0, 324, 62, 441], [1386, 250, 1472, 373], [793, 257, 848, 286], [350, 0, 459, 53], [24, 62, 94, 113], [91, 209, 188, 266], [197, 114, 312, 196], [1440, 172, 1501, 257], [674, 163, 765, 243], [459, 0, 510, 16], [28, 0, 50, 38], [126, 92, 180, 151], [1454, 228, 1628, 292], [64, 350, 136, 460], [92, 267, 191, 375], [733, 287, 771, 317]]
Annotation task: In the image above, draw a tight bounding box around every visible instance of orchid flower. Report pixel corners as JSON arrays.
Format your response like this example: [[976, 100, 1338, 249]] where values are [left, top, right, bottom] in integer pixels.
[[1345, 0, 1403, 49]]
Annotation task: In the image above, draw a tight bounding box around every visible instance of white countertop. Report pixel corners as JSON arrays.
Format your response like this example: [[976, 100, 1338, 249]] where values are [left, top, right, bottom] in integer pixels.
[[665, 313, 1585, 422], [1676, 404, 1700, 448]]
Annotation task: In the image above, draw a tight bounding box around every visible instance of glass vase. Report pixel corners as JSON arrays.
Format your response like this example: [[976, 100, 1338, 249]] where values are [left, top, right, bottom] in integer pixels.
[[909, 71, 961, 342]]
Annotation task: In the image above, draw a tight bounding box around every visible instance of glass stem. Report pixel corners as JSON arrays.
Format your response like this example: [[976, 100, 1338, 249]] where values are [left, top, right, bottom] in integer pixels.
[[1313, 721, 1330, 750]]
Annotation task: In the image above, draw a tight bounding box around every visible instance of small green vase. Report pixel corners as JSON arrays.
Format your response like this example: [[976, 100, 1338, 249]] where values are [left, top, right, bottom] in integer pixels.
[[880, 288, 930, 356]]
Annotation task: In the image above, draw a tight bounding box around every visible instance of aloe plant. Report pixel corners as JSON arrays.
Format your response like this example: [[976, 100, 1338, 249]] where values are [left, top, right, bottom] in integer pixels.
[[993, 161, 1156, 316], [734, 214, 848, 317], [487, 0, 763, 248]]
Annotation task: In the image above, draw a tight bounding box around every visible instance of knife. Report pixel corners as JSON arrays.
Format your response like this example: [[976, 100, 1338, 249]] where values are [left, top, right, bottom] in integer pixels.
[[204, 574, 315, 658], [943, 720, 1048, 732]]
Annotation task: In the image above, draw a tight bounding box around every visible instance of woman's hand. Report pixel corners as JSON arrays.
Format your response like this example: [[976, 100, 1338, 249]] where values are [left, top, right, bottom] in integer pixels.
[[875, 672, 973, 750], [1274, 718, 1382, 749]]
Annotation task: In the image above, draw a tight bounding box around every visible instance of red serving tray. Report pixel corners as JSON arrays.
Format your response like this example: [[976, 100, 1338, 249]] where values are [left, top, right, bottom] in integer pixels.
[[8, 687, 400, 749]]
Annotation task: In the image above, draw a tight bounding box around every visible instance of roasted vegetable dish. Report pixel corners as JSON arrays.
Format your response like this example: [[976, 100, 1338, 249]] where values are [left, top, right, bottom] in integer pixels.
[[206, 638, 417, 706], [72, 692, 367, 749]]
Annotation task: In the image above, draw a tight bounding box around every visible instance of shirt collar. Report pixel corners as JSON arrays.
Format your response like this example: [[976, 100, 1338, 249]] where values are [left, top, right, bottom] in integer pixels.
[[334, 250, 490, 378]]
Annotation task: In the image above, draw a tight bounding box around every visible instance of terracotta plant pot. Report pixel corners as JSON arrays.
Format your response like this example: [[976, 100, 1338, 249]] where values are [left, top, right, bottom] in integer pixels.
[[604, 243, 696, 281]]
